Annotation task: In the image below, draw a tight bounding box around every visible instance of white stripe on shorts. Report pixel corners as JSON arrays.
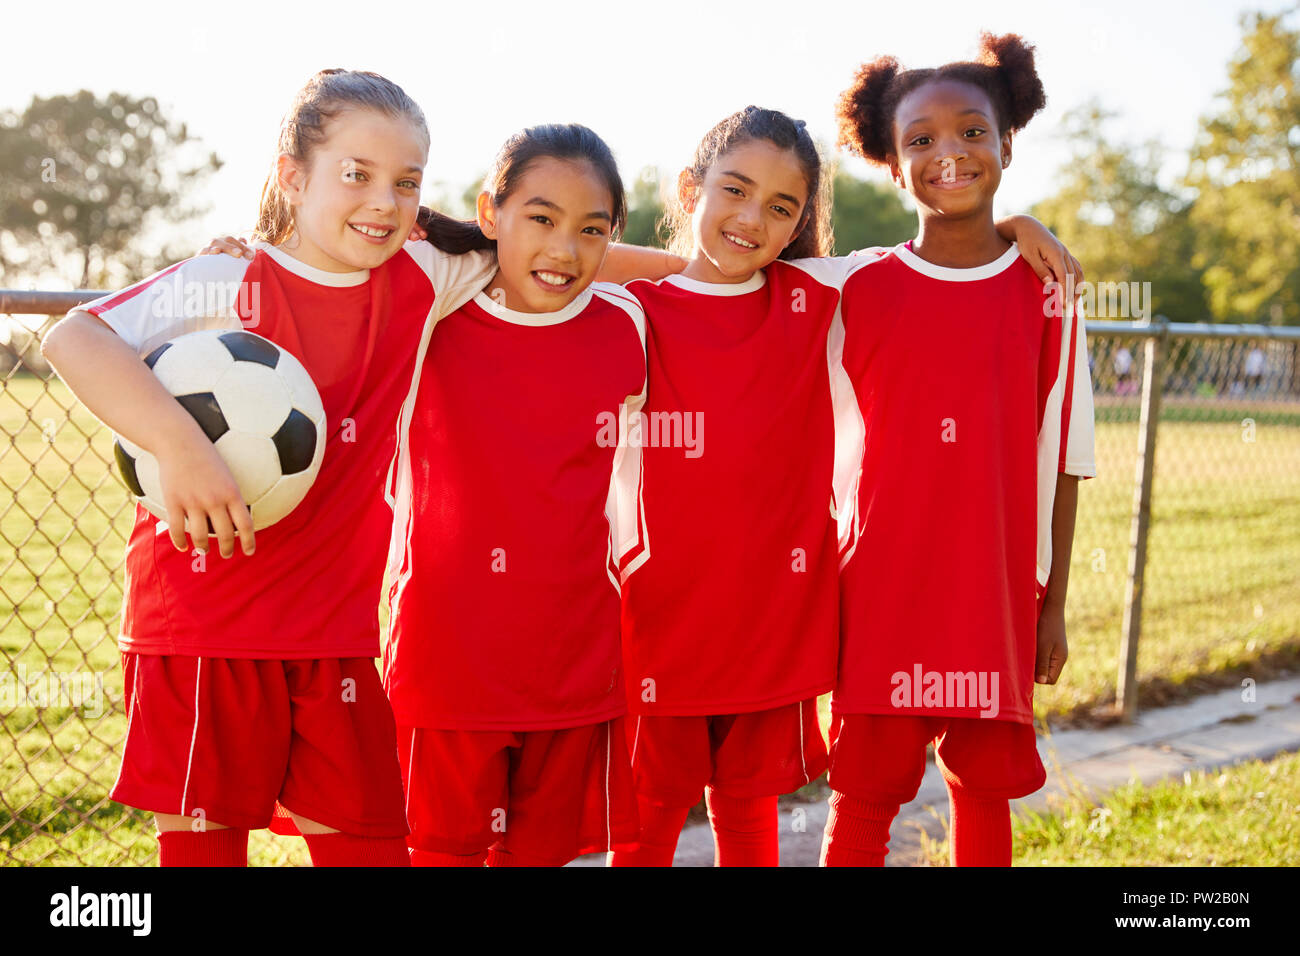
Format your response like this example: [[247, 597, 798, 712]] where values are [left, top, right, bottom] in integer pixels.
[[798, 701, 809, 784], [179, 657, 203, 815], [405, 728, 417, 819], [110, 655, 142, 796], [605, 722, 613, 851]]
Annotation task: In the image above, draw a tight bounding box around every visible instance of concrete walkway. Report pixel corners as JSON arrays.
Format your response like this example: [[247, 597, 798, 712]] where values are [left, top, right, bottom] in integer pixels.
[[570, 675, 1300, 866]]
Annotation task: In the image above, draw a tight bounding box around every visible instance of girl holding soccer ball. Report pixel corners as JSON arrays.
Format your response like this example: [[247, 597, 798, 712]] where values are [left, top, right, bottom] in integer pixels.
[[42, 69, 495, 866]]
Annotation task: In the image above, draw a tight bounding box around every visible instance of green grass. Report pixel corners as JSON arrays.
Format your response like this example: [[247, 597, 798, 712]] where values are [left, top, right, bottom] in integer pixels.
[[920, 749, 1300, 866], [4, 374, 1299, 865]]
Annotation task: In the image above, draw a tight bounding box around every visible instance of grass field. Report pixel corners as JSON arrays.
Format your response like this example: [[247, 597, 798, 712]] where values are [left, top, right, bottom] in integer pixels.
[[919, 749, 1300, 866], [3, 374, 1299, 865]]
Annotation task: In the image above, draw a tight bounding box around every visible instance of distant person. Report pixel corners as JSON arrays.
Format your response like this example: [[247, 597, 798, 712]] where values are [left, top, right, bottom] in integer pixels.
[[1245, 344, 1266, 391], [1113, 346, 1135, 395]]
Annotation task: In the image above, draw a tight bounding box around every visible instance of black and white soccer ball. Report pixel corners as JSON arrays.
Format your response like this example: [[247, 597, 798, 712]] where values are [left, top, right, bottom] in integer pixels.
[[113, 329, 327, 531]]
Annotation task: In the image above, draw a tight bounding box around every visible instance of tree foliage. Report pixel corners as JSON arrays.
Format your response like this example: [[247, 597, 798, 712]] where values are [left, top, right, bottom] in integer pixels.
[[829, 169, 915, 254], [622, 167, 671, 249], [0, 91, 220, 288], [1185, 10, 1300, 323], [1031, 103, 1208, 322]]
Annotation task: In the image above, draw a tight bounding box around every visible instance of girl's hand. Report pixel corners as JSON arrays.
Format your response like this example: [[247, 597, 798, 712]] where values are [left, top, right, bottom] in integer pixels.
[[1001, 215, 1084, 290], [155, 431, 256, 559], [1034, 603, 1068, 684], [407, 205, 430, 243], [198, 236, 256, 260]]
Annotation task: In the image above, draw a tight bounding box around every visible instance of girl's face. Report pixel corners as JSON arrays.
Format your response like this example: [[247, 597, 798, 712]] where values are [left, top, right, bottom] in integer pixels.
[[888, 79, 1012, 220], [680, 140, 809, 283], [278, 109, 427, 273], [478, 157, 615, 313]]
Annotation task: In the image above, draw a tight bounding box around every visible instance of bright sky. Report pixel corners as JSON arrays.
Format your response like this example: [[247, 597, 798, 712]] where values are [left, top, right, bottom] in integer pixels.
[[1, 0, 1293, 263]]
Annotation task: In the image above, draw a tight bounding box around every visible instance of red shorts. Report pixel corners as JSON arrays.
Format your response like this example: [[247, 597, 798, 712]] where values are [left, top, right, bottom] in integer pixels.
[[398, 718, 639, 863], [111, 654, 409, 837], [628, 698, 827, 808], [826, 713, 1045, 803]]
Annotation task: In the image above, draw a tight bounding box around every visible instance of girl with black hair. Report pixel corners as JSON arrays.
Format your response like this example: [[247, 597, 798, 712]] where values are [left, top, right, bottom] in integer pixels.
[[823, 33, 1097, 867], [383, 124, 653, 867]]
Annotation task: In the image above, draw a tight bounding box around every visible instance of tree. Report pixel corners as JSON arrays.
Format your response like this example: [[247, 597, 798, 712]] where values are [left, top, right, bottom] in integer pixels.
[[1030, 103, 1208, 322], [828, 169, 915, 255], [0, 91, 220, 288], [1185, 10, 1300, 324], [622, 167, 669, 249]]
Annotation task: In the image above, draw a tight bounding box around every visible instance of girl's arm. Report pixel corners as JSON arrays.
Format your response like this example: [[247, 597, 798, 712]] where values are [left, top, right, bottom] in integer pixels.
[[1035, 473, 1079, 684], [198, 233, 688, 286], [598, 243, 687, 284], [41, 312, 255, 558], [996, 215, 1083, 288]]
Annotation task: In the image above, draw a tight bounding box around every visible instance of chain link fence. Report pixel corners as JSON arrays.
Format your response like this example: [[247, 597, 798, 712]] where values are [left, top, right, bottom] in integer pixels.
[[1050, 320, 1300, 725], [3, 293, 1299, 865], [2, 293, 304, 866]]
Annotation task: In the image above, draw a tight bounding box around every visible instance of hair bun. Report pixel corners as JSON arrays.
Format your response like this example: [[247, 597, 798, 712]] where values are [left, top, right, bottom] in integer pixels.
[[834, 55, 902, 163], [975, 32, 1045, 133]]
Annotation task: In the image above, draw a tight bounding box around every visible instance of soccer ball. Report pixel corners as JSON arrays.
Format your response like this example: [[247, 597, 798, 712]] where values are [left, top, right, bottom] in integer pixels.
[[113, 329, 327, 531]]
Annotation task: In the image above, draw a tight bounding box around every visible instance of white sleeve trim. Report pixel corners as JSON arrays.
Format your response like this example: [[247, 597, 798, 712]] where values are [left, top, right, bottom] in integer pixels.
[[79, 255, 253, 356], [384, 246, 497, 585], [593, 284, 650, 593]]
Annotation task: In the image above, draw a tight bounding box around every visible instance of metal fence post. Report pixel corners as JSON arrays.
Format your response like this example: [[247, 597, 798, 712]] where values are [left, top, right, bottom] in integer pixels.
[[1116, 315, 1169, 721]]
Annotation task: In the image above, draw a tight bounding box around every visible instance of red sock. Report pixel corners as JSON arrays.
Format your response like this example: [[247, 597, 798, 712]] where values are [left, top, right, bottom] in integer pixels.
[[484, 846, 563, 867], [302, 833, 411, 867], [819, 791, 898, 867], [608, 795, 691, 867], [157, 828, 249, 867], [948, 788, 1011, 867], [706, 789, 779, 867], [410, 848, 488, 867]]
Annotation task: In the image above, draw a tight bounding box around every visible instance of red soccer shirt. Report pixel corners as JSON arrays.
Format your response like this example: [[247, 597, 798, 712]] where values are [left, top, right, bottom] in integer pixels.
[[81, 241, 494, 659], [383, 284, 648, 731], [835, 243, 1096, 724], [619, 259, 873, 716]]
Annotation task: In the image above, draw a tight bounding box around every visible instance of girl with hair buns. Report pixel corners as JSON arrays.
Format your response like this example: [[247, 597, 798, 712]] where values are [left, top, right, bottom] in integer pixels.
[[611, 104, 1081, 867], [823, 33, 1097, 867], [42, 69, 497, 866]]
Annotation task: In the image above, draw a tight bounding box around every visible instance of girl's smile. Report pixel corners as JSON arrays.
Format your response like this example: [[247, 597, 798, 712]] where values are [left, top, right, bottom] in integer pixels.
[[349, 222, 398, 242]]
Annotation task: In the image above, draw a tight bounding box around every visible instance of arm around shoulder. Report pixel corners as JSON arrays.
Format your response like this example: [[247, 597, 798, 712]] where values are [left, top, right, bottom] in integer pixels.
[[599, 243, 687, 285]]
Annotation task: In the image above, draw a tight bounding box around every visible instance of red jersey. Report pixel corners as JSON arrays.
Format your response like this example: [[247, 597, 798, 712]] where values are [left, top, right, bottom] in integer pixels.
[[383, 284, 648, 731], [619, 258, 875, 716], [836, 242, 1096, 724], [81, 241, 494, 659]]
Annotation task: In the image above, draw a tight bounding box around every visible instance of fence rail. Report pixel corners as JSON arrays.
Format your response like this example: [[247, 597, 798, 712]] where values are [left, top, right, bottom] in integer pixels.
[[3, 292, 1299, 865]]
